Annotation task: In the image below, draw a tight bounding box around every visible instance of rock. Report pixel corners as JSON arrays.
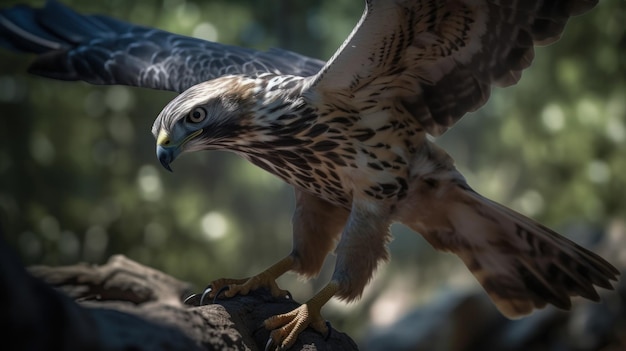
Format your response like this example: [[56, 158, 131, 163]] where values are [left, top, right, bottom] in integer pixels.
[[0, 239, 357, 351]]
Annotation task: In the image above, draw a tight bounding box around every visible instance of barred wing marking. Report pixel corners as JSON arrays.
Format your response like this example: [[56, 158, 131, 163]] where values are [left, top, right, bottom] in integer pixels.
[[309, 0, 598, 136]]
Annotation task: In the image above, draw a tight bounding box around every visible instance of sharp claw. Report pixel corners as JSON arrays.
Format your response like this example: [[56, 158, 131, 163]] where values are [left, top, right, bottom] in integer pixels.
[[183, 293, 199, 306], [213, 285, 231, 303], [324, 320, 332, 340], [264, 337, 276, 351], [193, 277, 287, 306], [200, 286, 213, 305]]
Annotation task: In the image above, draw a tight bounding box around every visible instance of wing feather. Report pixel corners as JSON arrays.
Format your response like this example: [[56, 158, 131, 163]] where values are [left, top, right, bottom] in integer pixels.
[[0, 1, 325, 93], [309, 0, 598, 136]]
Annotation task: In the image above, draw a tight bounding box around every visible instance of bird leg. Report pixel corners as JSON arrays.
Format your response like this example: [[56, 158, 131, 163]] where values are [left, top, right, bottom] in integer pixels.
[[264, 199, 393, 350], [209, 255, 294, 299], [264, 281, 339, 350]]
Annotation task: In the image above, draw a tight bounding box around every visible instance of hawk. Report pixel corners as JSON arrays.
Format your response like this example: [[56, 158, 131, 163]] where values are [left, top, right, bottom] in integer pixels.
[[0, 0, 619, 349]]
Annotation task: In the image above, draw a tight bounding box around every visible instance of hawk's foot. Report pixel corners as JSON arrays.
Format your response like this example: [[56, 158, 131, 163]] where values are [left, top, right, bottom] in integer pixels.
[[209, 275, 290, 299], [209, 256, 294, 299], [264, 282, 338, 350]]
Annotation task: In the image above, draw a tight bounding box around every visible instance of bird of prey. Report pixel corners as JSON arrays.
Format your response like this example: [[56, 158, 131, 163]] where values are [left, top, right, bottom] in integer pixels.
[[0, 0, 619, 349]]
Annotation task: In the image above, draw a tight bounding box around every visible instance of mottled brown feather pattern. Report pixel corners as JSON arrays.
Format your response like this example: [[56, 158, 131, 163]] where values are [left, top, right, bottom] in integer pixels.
[[152, 0, 617, 318], [396, 173, 618, 318], [222, 75, 422, 209], [312, 0, 599, 136], [0, 0, 616, 348]]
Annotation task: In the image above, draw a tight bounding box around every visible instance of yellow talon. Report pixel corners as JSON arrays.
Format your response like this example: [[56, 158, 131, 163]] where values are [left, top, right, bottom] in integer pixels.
[[207, 258, 340, 349], [264, 282, 339, 350], [209, 256, 294, 299]]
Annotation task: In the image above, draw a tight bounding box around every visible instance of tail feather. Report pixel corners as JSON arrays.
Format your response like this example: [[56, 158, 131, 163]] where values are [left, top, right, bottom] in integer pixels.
[[408, 182, 619, 318]]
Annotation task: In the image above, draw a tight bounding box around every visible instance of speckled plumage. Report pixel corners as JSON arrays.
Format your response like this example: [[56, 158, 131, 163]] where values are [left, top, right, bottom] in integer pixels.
[[149, 0, 618, 315], [1, 0, 618, 349]]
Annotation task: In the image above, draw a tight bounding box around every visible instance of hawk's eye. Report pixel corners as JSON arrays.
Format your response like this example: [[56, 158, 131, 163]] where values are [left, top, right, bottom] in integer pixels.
[[187, 107, 207, 123]]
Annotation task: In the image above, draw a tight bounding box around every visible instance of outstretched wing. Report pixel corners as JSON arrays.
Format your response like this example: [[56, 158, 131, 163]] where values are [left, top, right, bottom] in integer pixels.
[[309, 0, 597, 136], [0, 0, 325, 93]]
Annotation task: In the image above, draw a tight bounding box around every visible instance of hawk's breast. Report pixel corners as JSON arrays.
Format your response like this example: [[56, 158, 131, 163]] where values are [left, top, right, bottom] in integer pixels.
[[239, 96, 426, 209]]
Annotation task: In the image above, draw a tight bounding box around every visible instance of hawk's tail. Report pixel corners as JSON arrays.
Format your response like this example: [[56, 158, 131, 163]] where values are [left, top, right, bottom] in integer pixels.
[[404, 181, 620, 318]]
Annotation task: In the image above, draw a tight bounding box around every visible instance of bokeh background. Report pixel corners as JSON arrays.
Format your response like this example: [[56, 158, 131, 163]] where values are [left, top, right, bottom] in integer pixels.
[[0, 0, 624, 349]]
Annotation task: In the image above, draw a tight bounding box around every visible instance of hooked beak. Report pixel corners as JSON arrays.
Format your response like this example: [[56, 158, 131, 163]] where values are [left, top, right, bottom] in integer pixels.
[[155, 128, 203, 172], [157, 145, 176, 172]]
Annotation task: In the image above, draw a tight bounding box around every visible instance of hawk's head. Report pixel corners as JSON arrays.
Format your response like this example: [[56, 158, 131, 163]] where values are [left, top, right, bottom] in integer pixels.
[[152, 76, 257, 171]]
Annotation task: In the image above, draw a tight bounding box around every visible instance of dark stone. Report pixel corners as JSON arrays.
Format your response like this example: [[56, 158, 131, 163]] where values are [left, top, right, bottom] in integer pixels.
[[0, 239, 358, 351]]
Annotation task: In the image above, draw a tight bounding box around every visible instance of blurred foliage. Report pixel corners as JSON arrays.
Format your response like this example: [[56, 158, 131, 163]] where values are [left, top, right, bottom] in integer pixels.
[[0, 0, 624, 345]]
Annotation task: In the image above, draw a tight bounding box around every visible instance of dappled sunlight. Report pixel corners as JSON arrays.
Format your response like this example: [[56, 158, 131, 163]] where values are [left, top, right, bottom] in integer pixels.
[[587, 159, 611, 184], [193, 22, 219, 42], [104, 86, 134, 112], [368, 277, 415, 328], [474, 162, 521, 204], [200, 211, 229, 240], [541, 103, 565, 133], [0, 0, 623, 348], [137, 164, 164, 201], [576, 98, 603, 127], [498, 115, 524, 147], [174, 1, 201, 28], [511, 189, 545, 217], [606, 115, 626, 144]]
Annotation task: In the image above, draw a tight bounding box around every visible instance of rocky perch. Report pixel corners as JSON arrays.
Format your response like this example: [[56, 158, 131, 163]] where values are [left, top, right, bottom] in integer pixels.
[[0, 241, 357, 351]]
